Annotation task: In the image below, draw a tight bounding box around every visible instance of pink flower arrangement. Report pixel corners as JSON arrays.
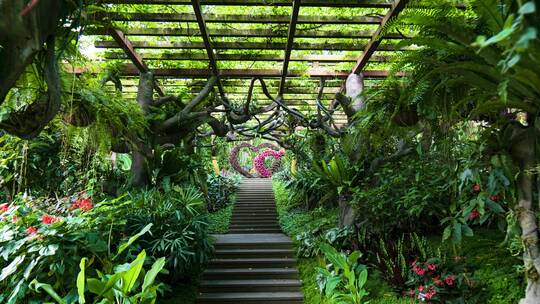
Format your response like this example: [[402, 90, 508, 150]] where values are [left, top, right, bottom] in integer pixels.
[[253, 149, 285, 178], [228, 143, 281, 177]]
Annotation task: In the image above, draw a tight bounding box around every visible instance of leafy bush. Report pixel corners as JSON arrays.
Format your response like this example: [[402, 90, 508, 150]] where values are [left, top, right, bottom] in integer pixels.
[[0, 195, 154, 303], [297, 227, 355, 258], [205, 173, 240, 212], [316, 243, 369, 304], [406, 257, 476, 303], [126, 186, 213, 282], [367, 233, 434, 292]]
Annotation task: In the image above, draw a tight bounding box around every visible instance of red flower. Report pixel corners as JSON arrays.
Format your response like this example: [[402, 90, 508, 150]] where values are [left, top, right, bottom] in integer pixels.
[[0, 203, 8, 213], [472, 184, 481, 193], [490, 195, 500, 202], [427, 263, 437, 271], [72, 198, 93, 212], [469, 209, 480, 220], [26, 226, 38, 235], [414, 265, 426, 276], [41, 214, 58, 225], [445, 275, 456, 286], [11, 216, 18, 223], [418, 285, 424, 292], [433, 277, 444, 286], [425, 289, 437, 300]]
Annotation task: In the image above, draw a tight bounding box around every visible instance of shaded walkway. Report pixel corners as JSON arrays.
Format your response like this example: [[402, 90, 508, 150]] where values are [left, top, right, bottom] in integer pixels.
[[197, 179, 303, 303]]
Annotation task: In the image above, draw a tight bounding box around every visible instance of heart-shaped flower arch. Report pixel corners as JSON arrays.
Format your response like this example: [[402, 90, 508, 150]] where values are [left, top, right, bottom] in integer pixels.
[[253, 149, 286, 178], [229, 143, 281, 177]]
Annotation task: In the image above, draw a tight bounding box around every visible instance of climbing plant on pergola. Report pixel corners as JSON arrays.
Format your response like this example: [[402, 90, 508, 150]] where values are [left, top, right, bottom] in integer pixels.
[[86, 0, 410, 131]]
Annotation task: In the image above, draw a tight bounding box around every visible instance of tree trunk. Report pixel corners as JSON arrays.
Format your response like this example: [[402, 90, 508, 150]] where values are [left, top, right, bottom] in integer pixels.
[[0, 0, 62, 105], [510, 126, 540, 304], [339, 193, 355, 227], [129, 72, 154, 187]]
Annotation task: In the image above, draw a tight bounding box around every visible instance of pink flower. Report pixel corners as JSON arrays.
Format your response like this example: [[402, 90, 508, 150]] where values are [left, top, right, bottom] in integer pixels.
[[414, 265, 426, 276], [472, 183, 481, 193], [427, 263, 437, 271], [490, 195, 500, 202], [469, 209, 480, 220], [253, 149, 284, 178], [26, 226, 38, 235], [41, 215, 58, 225], [418, 285, 424, 292], [0, 203, 8, 213], [445, 275, 456, 286]]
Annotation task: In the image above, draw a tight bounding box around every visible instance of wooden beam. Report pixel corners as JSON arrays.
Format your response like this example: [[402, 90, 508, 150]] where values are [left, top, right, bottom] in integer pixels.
[[190, 0, 226, 97], [93, 12, 381, 24], [87, 27, 404, 39], [279, 0, 301, 96], [353, 0, 409, 73], [100, 0, 393, 8], [104, 52, 392, 63], [124, 66, 393, 78], [108, 28, 148, 72], [107, 28, 166, 96], [95, 40, 402, 51], [70, 65, 395, 78]]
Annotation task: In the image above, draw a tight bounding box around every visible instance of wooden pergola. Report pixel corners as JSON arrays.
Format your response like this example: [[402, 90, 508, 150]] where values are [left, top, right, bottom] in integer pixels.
[[86, 0, 410, 125]]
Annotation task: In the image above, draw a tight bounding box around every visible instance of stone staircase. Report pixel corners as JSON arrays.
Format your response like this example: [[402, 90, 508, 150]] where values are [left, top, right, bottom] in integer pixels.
[[196, 178, 304, 304]]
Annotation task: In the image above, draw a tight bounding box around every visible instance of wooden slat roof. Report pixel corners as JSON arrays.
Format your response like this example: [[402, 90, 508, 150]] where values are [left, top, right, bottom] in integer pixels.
[[82, 0, 412, 129]]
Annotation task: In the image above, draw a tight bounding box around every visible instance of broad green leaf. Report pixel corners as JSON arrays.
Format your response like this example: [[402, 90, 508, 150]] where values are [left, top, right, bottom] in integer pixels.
[[142, 257, 166, 292], [358, 269, 368, 287], [462, 224, 474, 237], [453, 223, 462, 244], [519, 2, 536, 15], [30, 280, 66, 304], [325, 276, 341, 295], [122, 250, 146, 294], [77, 258, 87, 304], [0, 254, 25, 281], [114, 223, 152, 260]]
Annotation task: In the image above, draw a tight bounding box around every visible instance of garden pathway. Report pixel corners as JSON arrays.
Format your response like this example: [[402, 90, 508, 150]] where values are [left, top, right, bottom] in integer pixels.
[[196, 178, 304, 304]]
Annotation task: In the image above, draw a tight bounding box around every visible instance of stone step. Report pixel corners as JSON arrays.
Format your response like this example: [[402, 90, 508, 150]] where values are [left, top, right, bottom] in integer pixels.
[[202, 268, 299, 280], [233, 209, 277, 213], [199, 279, 302, 293], [209, 258, 296, 268], [230, 224, 281, 229], [215, 248, 295, 259], [233, 210, 277, 214], [229, 228, 283, 233], [230, 219, 278, 225], [231, 217, 278, 222], [196, 291, 303, 304], [234, 207, 276, 210], [213, 234, 293, 249]]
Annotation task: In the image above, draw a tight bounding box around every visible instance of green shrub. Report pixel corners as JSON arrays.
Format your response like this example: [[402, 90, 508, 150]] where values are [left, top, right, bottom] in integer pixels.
[[205, 173, 240, 212], [126, 186, 213, 282], [316, 243, 369, 304]]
